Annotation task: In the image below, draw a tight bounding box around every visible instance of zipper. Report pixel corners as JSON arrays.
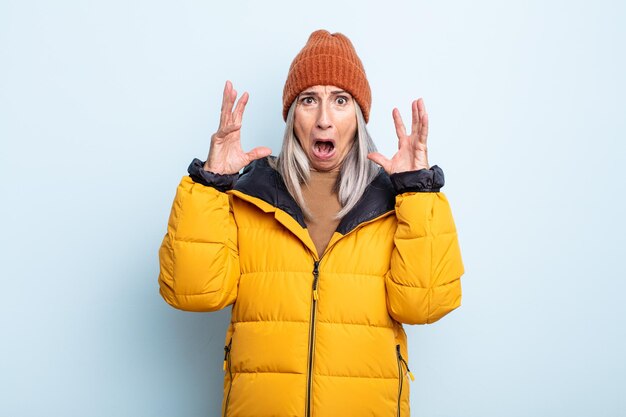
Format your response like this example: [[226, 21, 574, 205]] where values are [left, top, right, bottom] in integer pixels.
[[303, 214, 393, 416], [305, 260, 320, 417], [396, 344, 415, 417], [396, 345, 403, 417], [223, 338, 233, 417]]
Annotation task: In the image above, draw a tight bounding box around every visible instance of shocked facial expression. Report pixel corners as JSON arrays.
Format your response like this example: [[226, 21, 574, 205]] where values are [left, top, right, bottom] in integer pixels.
[[293, 85, 358, 172]]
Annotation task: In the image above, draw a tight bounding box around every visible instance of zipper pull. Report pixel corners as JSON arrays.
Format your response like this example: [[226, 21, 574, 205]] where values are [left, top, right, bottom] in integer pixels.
[[402, 358, 415, 381], [407, 369, 415, 381], [223, 345, 229, 371], [396, 345, 415, 381], [312, 261, 320, 301], [223, 339, 232, 372]]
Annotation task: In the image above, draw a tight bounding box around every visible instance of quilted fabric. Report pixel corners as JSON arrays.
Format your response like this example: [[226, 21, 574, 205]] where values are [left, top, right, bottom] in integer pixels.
[[158, 160, 464, 417]]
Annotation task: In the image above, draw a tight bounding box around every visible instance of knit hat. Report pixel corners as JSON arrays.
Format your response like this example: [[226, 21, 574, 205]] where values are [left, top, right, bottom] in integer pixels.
[[282, 29, 372, 123]]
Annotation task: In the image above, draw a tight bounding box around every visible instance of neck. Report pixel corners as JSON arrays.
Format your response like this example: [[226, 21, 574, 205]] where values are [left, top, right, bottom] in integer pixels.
[[301, 169, 342, 257], [306, 169, 339, 191]]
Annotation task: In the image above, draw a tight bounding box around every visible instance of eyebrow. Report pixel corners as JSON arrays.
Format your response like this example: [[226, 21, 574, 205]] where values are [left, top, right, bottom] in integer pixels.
[[299, 90, 351, 97]]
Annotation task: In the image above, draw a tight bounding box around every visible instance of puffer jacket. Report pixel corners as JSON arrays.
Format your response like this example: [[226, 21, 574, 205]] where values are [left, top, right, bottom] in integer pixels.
[[158, 156, 464, 417]]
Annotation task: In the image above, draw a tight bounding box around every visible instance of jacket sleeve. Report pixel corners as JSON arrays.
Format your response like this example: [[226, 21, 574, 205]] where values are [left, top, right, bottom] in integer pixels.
[[385, 166, 465, 324], [158, 164, 240, 312]]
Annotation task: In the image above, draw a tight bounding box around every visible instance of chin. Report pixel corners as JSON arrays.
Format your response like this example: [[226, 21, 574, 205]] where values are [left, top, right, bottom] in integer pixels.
[[310, 160, 341, 172]]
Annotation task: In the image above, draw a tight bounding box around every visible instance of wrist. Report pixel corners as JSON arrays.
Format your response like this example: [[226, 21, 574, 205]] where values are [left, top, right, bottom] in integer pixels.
[[203, 160, 224, 174]]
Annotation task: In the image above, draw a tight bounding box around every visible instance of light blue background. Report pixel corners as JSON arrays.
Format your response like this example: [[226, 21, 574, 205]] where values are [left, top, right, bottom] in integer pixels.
[[1, 0, 625, 416]]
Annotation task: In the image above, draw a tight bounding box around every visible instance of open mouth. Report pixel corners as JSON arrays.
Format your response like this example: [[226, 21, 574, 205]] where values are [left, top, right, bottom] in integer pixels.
[[312, 140, 336, 160]]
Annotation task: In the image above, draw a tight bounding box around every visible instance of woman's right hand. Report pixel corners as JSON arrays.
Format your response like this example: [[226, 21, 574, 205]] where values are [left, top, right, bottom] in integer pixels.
[[204, 80, 272, 175]]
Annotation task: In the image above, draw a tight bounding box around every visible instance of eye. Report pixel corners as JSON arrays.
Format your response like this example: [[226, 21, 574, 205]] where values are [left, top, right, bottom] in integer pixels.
[[336, 96, 350, 105], [300, 96, 315, 105]]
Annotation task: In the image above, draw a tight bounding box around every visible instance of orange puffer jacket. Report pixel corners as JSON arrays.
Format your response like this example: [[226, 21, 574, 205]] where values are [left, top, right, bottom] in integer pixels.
[[158, 157, 464, 416]]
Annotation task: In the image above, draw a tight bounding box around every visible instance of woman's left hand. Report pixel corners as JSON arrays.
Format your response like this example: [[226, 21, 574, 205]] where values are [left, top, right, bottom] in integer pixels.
[[367, 98, 430, 174]]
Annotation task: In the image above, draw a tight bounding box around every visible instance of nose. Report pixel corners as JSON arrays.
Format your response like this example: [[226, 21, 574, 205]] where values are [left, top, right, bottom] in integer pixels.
[[316, 101, 333, 130]]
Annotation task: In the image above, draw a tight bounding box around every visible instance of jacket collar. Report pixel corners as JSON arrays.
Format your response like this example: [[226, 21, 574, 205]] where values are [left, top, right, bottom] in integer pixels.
[[231, 157, 395, 236]]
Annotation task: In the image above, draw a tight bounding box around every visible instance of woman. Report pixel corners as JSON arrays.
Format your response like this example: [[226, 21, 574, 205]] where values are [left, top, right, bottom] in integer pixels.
[[158, 29, 464, 417]]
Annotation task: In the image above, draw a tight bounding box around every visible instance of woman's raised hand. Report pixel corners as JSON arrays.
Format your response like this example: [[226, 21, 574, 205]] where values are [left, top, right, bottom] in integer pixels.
[[367, 98, 430, 175], [204, 80, 272, 175]]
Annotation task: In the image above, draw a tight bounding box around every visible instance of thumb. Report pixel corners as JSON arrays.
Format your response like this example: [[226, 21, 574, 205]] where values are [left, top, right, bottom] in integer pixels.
[[367, 152, 390, 172], [246, 146, 272, 162]]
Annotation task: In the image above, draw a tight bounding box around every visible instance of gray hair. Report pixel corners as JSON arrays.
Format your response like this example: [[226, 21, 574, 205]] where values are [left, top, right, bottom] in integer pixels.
[[271, 100, 380, 220]]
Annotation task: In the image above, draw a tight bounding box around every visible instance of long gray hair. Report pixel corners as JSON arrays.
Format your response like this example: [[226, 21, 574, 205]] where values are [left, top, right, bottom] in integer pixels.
[[271, 100, 380, 220]]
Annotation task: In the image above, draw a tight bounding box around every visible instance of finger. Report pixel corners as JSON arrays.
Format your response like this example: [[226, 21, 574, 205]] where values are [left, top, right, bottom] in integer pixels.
[[415, 98, 426, 133], [392, 108, 407, 139], [418, 105, 429, 146], [417, 97, 427, 114], [367, 152, 390, 172], [233, 91, 249, 124], [411, 100, 419, 136], [223, 86, 237, 119], [246, 146, 272, 162], [219, 80, 231, 127], [217, 122, 242, 138]]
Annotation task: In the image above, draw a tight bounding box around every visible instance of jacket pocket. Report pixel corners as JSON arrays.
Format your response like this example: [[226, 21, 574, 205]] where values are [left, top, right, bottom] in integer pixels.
[[223, 338, 233, 417], [395, 344, 403, 417], [395, 344, 415, 417]]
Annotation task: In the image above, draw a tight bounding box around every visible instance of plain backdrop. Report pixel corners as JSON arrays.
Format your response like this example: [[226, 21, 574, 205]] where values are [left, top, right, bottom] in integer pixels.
[[1, 0, 625, 416]]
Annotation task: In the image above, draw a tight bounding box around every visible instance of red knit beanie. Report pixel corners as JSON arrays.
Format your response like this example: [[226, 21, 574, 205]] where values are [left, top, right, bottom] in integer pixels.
[[282, 29, 372, 123]]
